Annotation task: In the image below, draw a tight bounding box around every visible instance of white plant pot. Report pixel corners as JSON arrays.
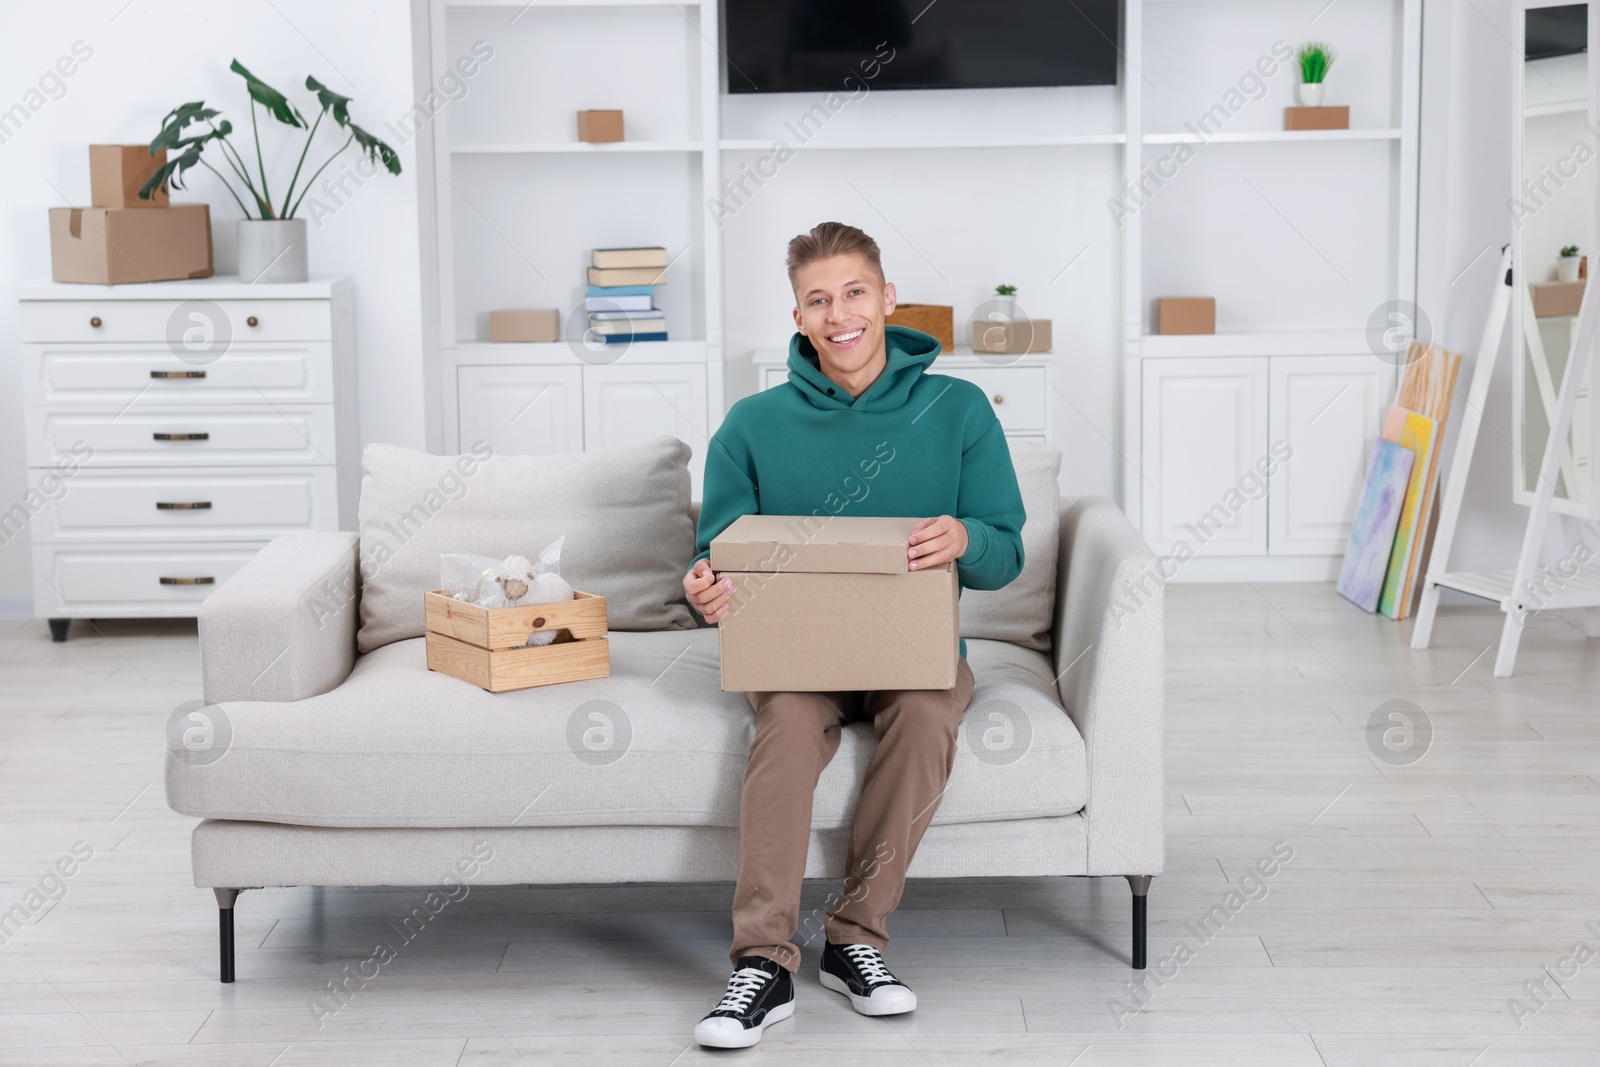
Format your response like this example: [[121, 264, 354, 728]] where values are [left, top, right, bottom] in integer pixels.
[[1559, 256, 1581, 283], [238, 219, 309, 284], [993, 295, 1017, 317], [1297, 82, 1325, 107]]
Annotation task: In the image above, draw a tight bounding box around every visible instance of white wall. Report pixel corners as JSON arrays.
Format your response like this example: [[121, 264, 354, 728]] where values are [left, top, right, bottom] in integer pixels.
[[0, 0, 428, 612]]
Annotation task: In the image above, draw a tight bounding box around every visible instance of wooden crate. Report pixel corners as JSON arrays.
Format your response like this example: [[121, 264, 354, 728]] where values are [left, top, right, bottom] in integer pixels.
[[885, 304, 954, 352], [423, 589, 610, 692]]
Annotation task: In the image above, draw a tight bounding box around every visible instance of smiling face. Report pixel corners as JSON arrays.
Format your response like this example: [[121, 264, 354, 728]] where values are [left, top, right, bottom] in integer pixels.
[[791, 252, 897, 398]]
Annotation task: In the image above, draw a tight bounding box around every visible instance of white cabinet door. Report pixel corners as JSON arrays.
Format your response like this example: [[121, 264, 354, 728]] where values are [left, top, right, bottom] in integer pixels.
[[457, 365, 583, 455], [1141, 357, 1268, 557], [583, 363, 709, 498], [931, 365, 1048, 433], [1268, 355, 1386, 555]]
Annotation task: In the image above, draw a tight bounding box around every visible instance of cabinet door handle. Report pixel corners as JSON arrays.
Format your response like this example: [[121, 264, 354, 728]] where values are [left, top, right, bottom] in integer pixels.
[[150, 370, 207, 380], [159, 576, 215, 585], [89, 316, 102, 328], [152, 432, 210, 441], [992, 394, 1004, 404], [246, 315, 259, 327], [156, 501, 212, 510]]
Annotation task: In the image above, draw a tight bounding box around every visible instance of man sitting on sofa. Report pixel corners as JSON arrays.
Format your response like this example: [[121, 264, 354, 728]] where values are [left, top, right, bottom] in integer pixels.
[[681, 221, 1026, 1048]]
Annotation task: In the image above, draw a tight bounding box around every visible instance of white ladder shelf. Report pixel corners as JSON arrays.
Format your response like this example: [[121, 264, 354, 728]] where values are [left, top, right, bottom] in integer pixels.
[[1411, 246, 1600, 675]]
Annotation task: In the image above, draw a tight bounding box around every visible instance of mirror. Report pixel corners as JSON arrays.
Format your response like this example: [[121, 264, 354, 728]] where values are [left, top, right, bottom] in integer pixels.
[[1515, 1, 1594, 511]]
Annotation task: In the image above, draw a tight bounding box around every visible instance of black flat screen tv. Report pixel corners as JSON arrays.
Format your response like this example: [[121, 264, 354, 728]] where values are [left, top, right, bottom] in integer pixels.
[[723, 0, 1122, 93], [1526, 4, 1586, 62]]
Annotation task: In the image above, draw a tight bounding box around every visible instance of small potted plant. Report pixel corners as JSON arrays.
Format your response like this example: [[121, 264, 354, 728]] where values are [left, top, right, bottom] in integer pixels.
[[140, 60, 400, 284], [1559, 245, 1582, 282], [994, 283, 1017, 317], [1297, 43, 1335, 107]]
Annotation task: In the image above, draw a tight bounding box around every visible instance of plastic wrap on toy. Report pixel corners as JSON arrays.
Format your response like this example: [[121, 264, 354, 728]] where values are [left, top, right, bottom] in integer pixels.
[[439, 538, 572, 646]]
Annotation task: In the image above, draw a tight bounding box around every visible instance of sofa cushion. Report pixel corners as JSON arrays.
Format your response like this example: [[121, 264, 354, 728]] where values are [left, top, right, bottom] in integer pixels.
[[356, 436, 697, 653], [166, 631, 1087, 831], [959, 438, 1062, 651]]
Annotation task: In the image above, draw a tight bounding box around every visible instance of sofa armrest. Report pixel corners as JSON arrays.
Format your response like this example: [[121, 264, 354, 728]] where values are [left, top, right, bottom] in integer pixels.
[[199, 532, 361, 704], [1051, 497, 1164, 876]]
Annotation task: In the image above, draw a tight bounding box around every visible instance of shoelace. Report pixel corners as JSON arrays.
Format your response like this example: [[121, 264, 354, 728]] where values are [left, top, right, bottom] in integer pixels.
[[842, 944, 898, 986], [713, 966, 772, 1013]]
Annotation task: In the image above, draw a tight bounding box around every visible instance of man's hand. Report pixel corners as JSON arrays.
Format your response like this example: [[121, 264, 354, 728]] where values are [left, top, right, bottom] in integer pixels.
[[684, 558, 734, 624], [907, 515, 968, 571]]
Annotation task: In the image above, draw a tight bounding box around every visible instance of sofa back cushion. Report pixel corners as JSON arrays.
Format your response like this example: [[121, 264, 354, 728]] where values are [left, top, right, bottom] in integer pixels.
[[356, 436, 697, 654], [959, 438, 1062, 651]]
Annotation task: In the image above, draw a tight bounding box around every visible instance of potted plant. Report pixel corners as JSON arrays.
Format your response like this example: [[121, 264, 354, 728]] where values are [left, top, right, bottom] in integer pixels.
[[1297, 43, 1335, 107], [994, 283, 1017, 317], [140, 60, 400, 284], [1559, 244, 1582, 282]]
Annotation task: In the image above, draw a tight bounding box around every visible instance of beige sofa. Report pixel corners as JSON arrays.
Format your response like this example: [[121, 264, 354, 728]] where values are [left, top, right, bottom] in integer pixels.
[[165, 436, 1164, 982]]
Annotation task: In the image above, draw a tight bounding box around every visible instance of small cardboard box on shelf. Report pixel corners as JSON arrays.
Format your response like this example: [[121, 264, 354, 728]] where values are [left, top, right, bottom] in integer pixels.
[[577, 110, 624, 142], [489, 309, 561, 342], [1156, 297, 1216, 336], [970, 318, 1052, 354]]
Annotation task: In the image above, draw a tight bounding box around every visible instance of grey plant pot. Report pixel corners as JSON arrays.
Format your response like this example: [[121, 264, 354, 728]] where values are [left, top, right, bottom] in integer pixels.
[[238, 219, 309, 284]]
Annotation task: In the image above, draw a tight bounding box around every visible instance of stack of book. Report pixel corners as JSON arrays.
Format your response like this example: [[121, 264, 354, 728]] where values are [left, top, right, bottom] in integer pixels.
[[586, 247, 668, 344]]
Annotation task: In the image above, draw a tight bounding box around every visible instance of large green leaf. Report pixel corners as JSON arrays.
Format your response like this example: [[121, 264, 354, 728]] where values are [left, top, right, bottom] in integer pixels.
[[230, 59, 305, 127], [349, 121, 401, 175], [138, 144, 203, 200], [305, 75, 350, 126], [303, 75, 400, 175], [149, 102, 221, 153], [139, 119, 233, 200]]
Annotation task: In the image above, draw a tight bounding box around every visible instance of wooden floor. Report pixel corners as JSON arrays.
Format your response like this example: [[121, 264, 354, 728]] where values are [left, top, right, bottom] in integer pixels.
[[2, 584, 1598, 1065]]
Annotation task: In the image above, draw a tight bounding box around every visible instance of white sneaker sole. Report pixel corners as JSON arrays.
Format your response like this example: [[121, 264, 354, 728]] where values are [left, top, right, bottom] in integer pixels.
[[694, 998, 795, 1049], [820, 970, 918, 1016]]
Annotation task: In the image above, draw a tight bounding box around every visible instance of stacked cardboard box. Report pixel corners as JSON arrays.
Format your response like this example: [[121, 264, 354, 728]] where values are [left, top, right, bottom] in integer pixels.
[[586, 247, 667, 343], [50, 145, 213, 284]]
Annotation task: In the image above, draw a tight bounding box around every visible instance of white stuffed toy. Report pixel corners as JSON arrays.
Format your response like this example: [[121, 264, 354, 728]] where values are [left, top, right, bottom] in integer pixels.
[[487, 555, 539, 608], [480, 555, 574, 646], [440, 537, 572, 646]]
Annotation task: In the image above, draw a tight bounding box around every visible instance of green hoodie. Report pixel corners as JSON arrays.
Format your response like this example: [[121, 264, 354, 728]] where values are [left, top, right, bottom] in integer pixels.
[[692, 324, 1027, 663]]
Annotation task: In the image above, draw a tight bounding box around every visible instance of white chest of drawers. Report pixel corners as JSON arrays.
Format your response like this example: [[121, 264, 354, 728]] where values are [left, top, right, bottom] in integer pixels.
[[15, 276, 357, 640]]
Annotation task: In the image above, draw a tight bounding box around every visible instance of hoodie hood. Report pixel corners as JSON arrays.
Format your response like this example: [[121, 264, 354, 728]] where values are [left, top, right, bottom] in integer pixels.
[[786, 324, 942, 412]]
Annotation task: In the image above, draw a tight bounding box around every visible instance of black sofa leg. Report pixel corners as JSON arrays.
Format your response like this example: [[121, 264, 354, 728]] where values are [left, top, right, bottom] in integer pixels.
[[48, 618, 69, 642], [215, 888, 240, 983], [1125, 875, 1151, 970]]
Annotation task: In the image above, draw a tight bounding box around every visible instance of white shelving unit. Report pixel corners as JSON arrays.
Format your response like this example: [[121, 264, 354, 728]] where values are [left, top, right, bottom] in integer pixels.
[[1121, 0, 1422, 579], [421, 0, 722, 498], [417, 0, 1422, 578]]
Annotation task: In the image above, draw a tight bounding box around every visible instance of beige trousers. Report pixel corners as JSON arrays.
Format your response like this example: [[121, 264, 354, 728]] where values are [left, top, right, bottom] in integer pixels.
[[728, 657, 976, 972]]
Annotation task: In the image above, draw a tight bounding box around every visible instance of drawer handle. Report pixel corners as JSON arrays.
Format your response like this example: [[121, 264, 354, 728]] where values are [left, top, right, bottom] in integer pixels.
[[246, 315, 260, 327], [993, 394, 1004, 404], [89, 316, 102, 328], [159, 576, 215, 585], [152, 432, 210, 441], [156, 501, 212, 510], [151, 370, 207, 380]]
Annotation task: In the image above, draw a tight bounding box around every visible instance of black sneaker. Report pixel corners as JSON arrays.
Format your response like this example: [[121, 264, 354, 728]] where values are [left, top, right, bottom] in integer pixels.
[[694, 955, 796, 1049], [819, 939, 917, 1016]]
